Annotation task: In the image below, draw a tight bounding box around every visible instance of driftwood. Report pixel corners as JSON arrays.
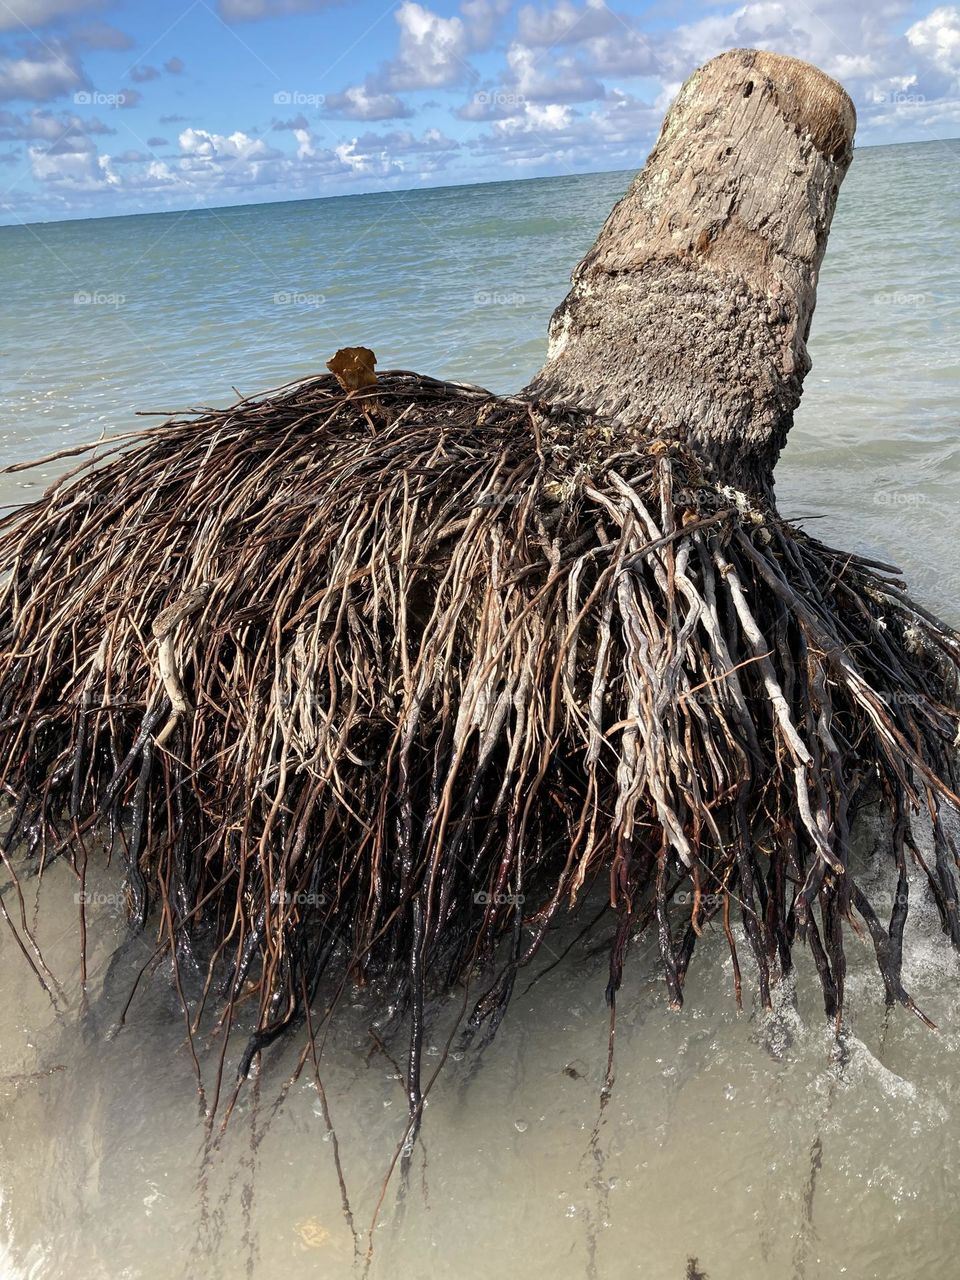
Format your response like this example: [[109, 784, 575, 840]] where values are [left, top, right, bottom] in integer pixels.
[[0, 50, 957, 1144], [526, 49, 856, 497]]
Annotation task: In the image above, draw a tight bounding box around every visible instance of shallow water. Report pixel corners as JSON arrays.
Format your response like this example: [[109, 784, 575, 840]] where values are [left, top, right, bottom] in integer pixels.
[[0, 142, 958, 1280], [3, 823, 960, 1280]]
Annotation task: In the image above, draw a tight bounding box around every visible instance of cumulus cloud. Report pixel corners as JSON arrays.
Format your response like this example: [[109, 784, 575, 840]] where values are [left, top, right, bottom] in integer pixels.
[[0, 0, 103, 32], [647, 0, 960, 135], [288, 121, 459, 178], [460, 0, 511, 50], [321, 85, 413, 120], [272, 113, 310, 131], [0, 42, 88, 102], [27, 115, 119, 191], [9, 0, 960, 221], [17, 109, 464, 215], [517, 0, 623, 46], [178, 126, 281, 162], [383, 2, 471, 90], [502, 41, 605, 101], [650, 0, 904, 84], [111, 148, 150, 164], [907, 6, 960, 75], [327, 0, 503, 117], [0, 106, 111, 141], [579, 30, 656, 77], [353, 125, 460, 154], [467, 87, 662, 173]]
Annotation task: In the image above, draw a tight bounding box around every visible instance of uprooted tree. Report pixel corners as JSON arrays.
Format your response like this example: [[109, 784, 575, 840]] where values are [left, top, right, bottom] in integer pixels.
[[1, 49, 958, 1130]]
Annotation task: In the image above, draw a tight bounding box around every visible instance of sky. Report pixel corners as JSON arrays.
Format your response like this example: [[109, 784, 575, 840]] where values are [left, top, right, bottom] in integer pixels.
[[0, 0, 959, 224]]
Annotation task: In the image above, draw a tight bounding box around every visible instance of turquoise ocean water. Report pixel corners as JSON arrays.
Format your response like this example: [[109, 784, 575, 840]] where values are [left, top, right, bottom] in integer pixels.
[[1, 140, 958, 611]]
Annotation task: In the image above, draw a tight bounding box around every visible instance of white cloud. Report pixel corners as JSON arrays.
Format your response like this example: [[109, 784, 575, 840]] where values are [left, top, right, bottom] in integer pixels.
[[460, 0, 511, 50], [292, 126, 314, 160], [29, 128, 117, 190], [0, 0, 103, 32], [384, 2, 470, 91], [322, 84, 413, 120], [10, 0, 960, 221], [178, 127, 280, 162], [333, 137, 402, 178], [325, 0, 498, 128], [579, 30, 656, 76], [641, 0, 960, 138], [296, 122, 458, 177], [517, 0, 621, 46], [907, 6, 960, 75], [272, 113, 309, 131], [353, 125, 460, 154], [0, 42, 87, 102], [503, 41, 605, 102], [0, 106, 111, 139], [651, 0, 910, 85]]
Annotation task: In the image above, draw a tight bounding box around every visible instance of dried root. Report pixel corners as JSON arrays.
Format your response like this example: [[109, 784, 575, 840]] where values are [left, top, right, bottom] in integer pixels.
[[0, 370, 958, 1124]]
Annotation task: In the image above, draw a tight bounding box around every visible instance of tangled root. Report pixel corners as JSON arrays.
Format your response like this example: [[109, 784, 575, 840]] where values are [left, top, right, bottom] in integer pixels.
[[0, 370, 958, 1123]]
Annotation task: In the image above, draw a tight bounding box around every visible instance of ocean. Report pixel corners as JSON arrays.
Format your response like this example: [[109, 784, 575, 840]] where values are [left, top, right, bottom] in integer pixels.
[[2, 141, 959, 613], [0, 140, 958, 1280]]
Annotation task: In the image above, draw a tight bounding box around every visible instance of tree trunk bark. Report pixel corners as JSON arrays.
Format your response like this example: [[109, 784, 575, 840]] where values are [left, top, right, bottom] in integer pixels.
[[524, 48, 856, 499]]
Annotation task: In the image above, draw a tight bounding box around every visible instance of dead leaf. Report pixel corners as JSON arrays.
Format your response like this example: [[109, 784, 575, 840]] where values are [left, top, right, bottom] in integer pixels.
[[327, 346, 377, 393]]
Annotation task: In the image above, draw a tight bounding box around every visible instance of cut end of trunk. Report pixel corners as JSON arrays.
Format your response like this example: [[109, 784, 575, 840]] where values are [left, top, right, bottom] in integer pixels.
[[525, 48, 857, 499], [704, 48, 856, 161]]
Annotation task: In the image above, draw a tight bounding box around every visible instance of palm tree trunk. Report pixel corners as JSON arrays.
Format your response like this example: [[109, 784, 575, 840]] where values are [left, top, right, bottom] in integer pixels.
[[524, 49, 857, 499]]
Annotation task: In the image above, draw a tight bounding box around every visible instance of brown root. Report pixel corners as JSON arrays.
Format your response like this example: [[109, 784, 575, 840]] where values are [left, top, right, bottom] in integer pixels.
[[0, 369, 958, 1119]]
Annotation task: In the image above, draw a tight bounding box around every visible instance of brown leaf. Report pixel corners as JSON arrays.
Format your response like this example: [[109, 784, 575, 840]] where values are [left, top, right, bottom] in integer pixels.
[[326, 346, 377, 393]]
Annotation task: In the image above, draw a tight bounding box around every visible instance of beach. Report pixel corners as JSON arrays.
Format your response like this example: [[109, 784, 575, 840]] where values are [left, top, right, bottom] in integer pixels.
[[1, 144, 959, 1280]]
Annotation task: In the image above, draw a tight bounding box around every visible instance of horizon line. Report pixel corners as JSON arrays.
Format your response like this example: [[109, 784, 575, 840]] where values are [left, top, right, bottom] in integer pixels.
[[3, 133, 958, 233]]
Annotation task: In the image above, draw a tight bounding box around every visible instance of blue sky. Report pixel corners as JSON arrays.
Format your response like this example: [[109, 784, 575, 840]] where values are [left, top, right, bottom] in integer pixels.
[[1, 0, 959, 224]]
